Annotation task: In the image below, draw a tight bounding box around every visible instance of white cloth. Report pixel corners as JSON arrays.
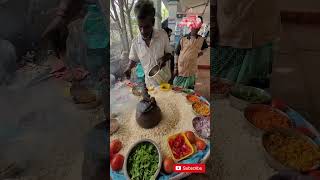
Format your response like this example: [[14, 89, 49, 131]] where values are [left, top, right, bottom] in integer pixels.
[[129, 29, 173, 86]]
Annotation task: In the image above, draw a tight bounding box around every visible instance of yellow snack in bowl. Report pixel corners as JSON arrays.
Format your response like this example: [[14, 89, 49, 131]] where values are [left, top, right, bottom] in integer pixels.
[[160, 83, 171, 91]]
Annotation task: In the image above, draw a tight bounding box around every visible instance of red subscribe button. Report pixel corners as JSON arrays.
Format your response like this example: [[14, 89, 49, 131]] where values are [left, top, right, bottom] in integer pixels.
[[173, 164, 206, 173]]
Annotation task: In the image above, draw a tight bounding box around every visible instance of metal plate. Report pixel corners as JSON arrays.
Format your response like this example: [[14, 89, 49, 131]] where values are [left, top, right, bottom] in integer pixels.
[[262, 128, 320, 172]]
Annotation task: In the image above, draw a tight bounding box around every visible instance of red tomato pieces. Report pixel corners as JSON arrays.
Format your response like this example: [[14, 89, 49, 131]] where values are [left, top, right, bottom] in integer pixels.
[[169, 135, 192, 159]]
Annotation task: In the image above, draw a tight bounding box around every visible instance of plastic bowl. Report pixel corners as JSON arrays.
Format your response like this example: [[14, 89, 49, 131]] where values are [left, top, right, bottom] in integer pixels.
[[148, 86, 155, 91], [172, 86, 183, 93], [182, 89, 195, 95], [192, 116, 210, 139], [192, 102, 210, 117], [230, 85, 271, 111], [212, 78, 233, 99], [124, 139, 162, 180], [186, 94, 200, 104], [160, 83, 171, 91], [244, 104, 295, 136], [167, 133, 195, 162]]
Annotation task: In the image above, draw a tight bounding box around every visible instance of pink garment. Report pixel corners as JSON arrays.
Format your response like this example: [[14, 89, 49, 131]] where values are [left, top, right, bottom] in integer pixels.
[[178, 15, 203, 30]]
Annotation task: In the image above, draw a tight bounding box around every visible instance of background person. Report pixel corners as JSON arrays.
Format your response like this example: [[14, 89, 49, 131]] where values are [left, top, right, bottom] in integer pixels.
[[162, 26, 175, 83], [173, 16, 208, 89], [212, 0, 280, 89], [163, 27, 173, 41]]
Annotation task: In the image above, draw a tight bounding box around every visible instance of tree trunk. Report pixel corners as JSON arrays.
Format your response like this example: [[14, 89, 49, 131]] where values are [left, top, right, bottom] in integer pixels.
[[111, 0, 129, 53], [126, 10, 134, 43], [119, 31, 127, 52], [118, 0, 129, 52]]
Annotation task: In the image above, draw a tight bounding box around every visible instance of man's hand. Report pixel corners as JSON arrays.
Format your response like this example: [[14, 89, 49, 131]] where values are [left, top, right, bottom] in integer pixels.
[[124, 68, 131, 79], [41, 16, 64, 39], [124, 60, 137, 79], [174, 69, 178, 77], [160, 53, 173, 68]]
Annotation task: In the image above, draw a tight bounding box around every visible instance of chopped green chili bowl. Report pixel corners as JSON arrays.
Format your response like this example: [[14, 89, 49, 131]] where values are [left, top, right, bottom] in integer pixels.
[[124, 139, 162, 180]]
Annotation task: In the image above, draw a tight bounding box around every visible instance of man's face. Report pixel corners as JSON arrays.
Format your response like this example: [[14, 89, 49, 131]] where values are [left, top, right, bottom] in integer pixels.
[[191, 28, 200, 36], [137, 17, 154, 39]]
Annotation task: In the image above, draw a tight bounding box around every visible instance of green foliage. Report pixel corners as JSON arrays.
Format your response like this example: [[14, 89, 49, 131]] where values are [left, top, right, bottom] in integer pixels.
[[127, 142, 159, 180]]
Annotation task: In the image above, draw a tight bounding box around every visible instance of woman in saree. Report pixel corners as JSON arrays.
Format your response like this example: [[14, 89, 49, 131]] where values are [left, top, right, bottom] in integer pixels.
[[212, 0, 281, 89]]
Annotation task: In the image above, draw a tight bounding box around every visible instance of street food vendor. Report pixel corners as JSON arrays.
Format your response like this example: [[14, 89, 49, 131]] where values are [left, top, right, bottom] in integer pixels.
[[173, 16, 208, 89], [212, 0, 280, 89], [124, 0, 173, 87]]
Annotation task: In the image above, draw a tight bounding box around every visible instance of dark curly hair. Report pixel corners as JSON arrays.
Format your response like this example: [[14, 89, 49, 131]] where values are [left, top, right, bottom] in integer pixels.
[[134, 0, 156, 19]]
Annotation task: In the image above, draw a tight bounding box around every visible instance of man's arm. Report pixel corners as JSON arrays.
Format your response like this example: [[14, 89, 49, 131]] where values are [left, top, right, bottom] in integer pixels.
[[159, 34, 174, 67], [164, 32, 173, 54], [198, 38, 209, 57], [41, 0, 73, 38], [175, 38, 182, 56], [124, 43, 139, 78], [201, 39, 209, 50], [174, 38, 183, 75]]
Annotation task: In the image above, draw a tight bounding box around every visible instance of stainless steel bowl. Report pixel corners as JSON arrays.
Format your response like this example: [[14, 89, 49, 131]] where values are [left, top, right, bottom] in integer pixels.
[[124, 139, 162, 180], [244, 104, 295, 137], [149, 65, 160, 77], [262, 128, 320, 172], [212, 78, 233, 99], [229, 85, 271, 111]]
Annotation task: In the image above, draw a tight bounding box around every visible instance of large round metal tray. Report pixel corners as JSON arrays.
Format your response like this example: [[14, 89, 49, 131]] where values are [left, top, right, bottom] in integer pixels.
[[229, 85, 271, 111], [244, 104, 295, 136], [124, 139, 162, 180], [262, 128, 320, 172], [111, 85, 211, 180], [169, 95, 211, 180]]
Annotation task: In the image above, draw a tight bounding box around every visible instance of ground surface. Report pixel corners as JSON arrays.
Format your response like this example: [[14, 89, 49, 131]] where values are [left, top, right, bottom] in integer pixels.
[[210, 100, 275, 180], [270, 23, 320, 129], [0, 59, 104, 179]]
